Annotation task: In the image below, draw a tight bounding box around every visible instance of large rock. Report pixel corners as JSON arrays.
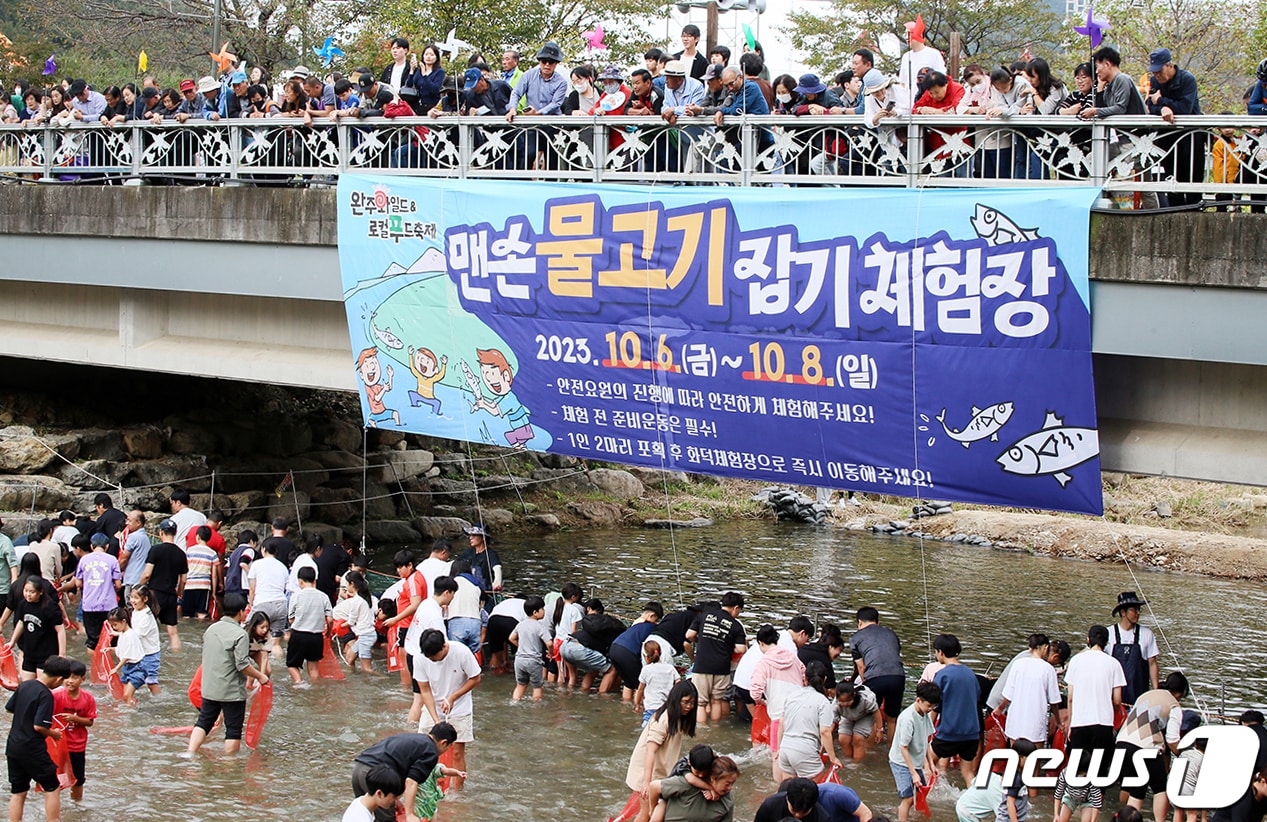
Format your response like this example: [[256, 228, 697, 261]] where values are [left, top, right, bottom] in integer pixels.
[[466, 508, 515, 530], [365, 519, 421, 544], [267, 491, 311, 523], [474, 475, 528, 497], [565, 500, 623, 526], [371, 449, 435, 483], [309, 486, 362, 525], [77, 429, 126, 462], [167, 426, 217, 456], [0, 426, 59, 473], [314, 419, 362, 453], [628, 467, 691, 488], [531, 469, 598, 495], [119, 457, 211, 492], [121, 426, 163, 459], [587, 468, 645, 500], [0, 475, 74, 511], [426, 478, 478, 504], [370, 430, 407, 449], [525, 513, 561, 528], [57, 460, 120, 491], [538, 453, 581, 469], [300, 522, 344, 547], [191, 491, 267, 520], [412, 516, 472, 540], [257, 420, 314, 457], [362, 482, 398, 520], [434, 453, 471, 477], [304, 450, 366, 472]]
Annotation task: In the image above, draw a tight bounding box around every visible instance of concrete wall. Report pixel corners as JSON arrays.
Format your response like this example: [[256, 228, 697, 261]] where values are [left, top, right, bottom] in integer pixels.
[[1090, 211, 1267, 289]]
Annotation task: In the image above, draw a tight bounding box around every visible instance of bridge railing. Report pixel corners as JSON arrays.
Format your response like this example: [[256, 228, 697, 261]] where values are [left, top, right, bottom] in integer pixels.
[[1, 114, 1265, 194]]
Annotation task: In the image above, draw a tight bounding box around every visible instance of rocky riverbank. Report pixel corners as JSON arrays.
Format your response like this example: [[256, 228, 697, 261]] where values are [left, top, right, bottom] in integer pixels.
[[4, 360, 1267, 579]]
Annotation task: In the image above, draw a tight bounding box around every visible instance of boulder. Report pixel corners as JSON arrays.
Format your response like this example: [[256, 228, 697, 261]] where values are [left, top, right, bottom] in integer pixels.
[[525, 513, 561, 528], [309, 486, 362, 525], [538, 453, 581, 469], [474, 475, 528, 497], [362, 482, 398, 520], [468, 508, 515, 530], [166, 426, 217, 456], [588, 468, 645, 500], [119, 457, 211, 492], [0, 426, 58, 473], [371, 449, 435, 483], [57, 460, 120, 491], [628, 468, 691, 488], [121, 426, 163, 459], [565, 500, 623, 526], [315, 419, 363, 453], [192, 491, 267, 521], [300, 522, 344, 547], [365, 519, 421, 544], [531, 469, 598, 495], [205, 421, 260, 458], [370, 430, 407, 449], [304, 450, 366, 472], [434, 453, 471, 477], [411, 516, 473, 540], [267, 491, 311, 523], [257, 420, 314, 457], [0, 475, 75, 511], [77, 429, 126, 462], [426, 478, 478, 504], [643, 517, 713, 528]]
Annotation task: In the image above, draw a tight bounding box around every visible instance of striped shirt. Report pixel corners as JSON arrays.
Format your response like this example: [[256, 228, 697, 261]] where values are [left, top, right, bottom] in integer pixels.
[[185, 544, 218, 591]]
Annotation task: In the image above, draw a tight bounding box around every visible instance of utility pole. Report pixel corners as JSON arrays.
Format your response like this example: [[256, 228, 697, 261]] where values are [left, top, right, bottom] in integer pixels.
[[706, 2, 719, 54], [211, 0, 223, 69], [948, 30, 961, 79]]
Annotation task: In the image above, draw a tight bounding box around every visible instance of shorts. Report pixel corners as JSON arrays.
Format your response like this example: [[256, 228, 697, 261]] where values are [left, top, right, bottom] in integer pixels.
[[1067, 724, 1115, 760], [560, 640, 610, 674], [1119, 741, 1168, 798], [485, 615, 517, 654], [7, 751, 58, 794], [352, 632, 375, 660], [138, 652, 161, 685], [733, 686, 754, 706], [867, 674, 906, 719], [839, 711, 876, 737], [194, 698, 247, 740], [286, 630, 324, 669], [514, 656, 544, 688], [181, 589, 210, 617], [368, 407, 397, 425], [691, 672, 732, 703], [609, 644, 643, 691], [154, 590, 180, 626], [932, 736, 980, 761], [642, 708, 655, 725], [426, 712, 473, 743], [120, 660, 147, 689], [253, 599, 289, 636], [68, 751, 85, 787], [20, 649, 49, 674], [505, 423, 534, 447], [447, 616, 482, 657], [779, 743, 827, 778], [890, 760, 924, 799]]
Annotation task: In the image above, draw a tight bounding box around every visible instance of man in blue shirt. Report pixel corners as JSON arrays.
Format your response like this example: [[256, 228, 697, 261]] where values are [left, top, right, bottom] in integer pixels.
[[711, 66, 773, 167], [505, 42, 567, 169], [1144, 47, 1203, 207]]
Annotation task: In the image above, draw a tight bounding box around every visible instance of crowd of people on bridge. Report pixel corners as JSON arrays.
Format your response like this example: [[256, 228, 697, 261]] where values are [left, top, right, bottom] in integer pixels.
[[2, 486, 1266, 822], [3, 24, 1267, 203]]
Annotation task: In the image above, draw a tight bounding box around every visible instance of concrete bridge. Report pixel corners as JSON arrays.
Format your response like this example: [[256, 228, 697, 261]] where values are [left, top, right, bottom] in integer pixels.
[[1, 185, 1265, 487]]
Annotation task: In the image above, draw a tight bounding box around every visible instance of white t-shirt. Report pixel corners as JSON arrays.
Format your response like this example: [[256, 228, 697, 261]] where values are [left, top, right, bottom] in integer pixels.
[[777, 630, 798, 653], [490, 598, 527, 620], [131, 606, 161, 656], [447, 576, 481, 620], [382, 579, 404, 605], [732, 644, 763, 691], [52, 524, 80, 547], [170, 507, 207, 546], [287, 553, 319, 594], [404, 598, 446, 657], [639, 661, 679, 712], [1001, 655, 1061, 742], [333, 595, 376, 639], [987, 650, 1030, 710], [413, 640, 481, 718], [418, 557, 452, 592], [341, 797, 375, 822], [898, 46, 946, 94], [388, 63, 407, 93], [1065, 648, 1127, 728], [116, 628, 145, 664], [248, 555, 290, 603], [1103, 623, 1159, 661], [554, 601, 584, 641]]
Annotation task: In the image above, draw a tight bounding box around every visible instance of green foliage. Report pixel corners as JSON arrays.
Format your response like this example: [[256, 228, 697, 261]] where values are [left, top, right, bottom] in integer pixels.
[[785, 0, 1061, 77]]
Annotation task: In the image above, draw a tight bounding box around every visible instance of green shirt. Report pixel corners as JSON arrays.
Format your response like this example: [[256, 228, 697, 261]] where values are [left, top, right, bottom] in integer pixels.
[[0, 534, 15, 595], [200, 616, 252, 702]]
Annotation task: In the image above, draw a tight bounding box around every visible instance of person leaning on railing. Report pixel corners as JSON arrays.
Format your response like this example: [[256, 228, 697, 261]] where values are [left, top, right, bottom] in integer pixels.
[[913, 71, 967, 177]]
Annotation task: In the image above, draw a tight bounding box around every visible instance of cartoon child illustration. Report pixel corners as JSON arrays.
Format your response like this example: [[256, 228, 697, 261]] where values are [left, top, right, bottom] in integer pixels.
[[470, 348, 534, 449], [407, 346, 448, 414], [356, 346, 400, 427]]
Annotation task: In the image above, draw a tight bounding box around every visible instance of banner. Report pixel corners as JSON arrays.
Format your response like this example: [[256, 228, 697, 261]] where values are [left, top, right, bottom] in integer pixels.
[[337, 176, 1103, 515]]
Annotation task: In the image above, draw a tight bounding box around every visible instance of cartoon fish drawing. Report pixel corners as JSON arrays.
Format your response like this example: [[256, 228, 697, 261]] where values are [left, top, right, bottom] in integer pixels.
[[937, 402, 1014, 449], [369, 313, 404, 350], [996, 411, 1099, 488], [459, 360, 485, 407], [971, 204, 1039, 246]]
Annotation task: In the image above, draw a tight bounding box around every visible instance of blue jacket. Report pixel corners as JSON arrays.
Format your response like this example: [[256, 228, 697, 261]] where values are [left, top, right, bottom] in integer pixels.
[[1250, 81, 1267, 115], [1146, 68, 1201, 116], [719, 79, 770, 116]]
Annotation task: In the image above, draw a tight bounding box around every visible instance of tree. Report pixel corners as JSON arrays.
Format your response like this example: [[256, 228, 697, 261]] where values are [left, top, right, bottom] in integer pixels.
[[785, 0, 1061, 77]]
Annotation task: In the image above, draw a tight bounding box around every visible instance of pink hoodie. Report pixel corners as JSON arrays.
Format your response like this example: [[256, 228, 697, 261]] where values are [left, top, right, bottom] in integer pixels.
[[750, 646, 806, 719]]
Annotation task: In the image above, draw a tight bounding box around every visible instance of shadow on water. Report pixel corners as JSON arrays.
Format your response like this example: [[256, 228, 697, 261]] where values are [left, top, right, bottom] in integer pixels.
[[21, 521, 1267, 822]]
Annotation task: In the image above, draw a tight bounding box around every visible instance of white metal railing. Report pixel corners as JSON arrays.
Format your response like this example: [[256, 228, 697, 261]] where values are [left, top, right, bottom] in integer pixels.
[[2, 114, 1265, 196]]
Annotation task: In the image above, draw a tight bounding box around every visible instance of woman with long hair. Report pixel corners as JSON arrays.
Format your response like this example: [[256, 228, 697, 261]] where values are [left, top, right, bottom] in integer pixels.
[[625, 679, 699, 822]]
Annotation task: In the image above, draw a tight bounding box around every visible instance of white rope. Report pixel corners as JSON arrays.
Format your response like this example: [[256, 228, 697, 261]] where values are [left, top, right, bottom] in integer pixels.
[[909, 174, 933, 657]]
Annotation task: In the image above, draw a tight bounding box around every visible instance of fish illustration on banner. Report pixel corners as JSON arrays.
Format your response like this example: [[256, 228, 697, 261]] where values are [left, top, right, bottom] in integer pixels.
[[336, 177, 1103, 514]]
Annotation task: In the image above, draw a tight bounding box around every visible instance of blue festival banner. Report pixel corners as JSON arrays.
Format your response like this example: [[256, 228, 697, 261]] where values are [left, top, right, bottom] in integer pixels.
[[337, 176, 1103, 515]]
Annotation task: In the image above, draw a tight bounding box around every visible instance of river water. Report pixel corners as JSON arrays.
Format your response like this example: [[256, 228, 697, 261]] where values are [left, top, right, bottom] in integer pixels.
[[36, 521, 1267, 822]]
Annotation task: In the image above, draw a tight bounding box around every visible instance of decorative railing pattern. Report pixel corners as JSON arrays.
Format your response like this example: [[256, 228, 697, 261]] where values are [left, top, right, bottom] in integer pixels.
[[1, 115, 1264, 194]]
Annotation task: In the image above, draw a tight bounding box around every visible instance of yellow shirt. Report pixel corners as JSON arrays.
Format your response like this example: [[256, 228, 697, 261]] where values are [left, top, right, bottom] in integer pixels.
[[409, 358, 446, 399]]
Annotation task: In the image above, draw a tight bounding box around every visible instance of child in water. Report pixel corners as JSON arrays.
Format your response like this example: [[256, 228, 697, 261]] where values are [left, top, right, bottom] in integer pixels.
[[108, 608, 144, 706], [128, 586, 162, 696], [51, 659, 95, 801], [333, 570, 377, 674], [636, 640, 678, 726]]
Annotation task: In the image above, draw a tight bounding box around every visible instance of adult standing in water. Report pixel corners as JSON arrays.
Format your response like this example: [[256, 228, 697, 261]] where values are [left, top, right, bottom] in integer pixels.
[[1104, 592, 1158, 706], [460, 526, 501, 595], [850, 606, 905, 745]]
